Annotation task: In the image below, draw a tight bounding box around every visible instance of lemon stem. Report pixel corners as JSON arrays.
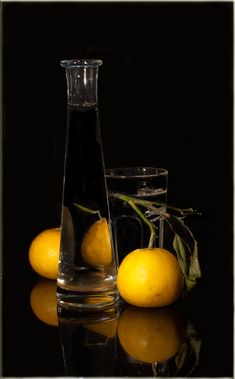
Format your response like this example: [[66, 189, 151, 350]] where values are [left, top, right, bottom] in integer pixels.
[[73, 203, 102, 220], [114, 193, 156, 248]]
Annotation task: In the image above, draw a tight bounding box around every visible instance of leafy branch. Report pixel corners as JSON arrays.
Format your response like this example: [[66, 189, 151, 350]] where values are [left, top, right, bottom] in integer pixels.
[[113, 193, 201, 294], [73, 203, 102, 220]]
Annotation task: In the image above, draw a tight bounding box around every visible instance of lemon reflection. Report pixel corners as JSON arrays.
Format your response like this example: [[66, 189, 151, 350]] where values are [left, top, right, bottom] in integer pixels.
[[85, 317, 118, 338], [30, 279, 58, 327], [117, 306, 185, 363]]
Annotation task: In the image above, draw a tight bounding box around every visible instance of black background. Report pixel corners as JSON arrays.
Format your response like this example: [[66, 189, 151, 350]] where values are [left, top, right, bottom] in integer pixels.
[[2, 1, 234, 377]]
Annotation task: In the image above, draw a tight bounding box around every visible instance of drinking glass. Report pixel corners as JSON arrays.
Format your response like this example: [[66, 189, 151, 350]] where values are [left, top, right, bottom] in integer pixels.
[[105, 167, 168, 266]]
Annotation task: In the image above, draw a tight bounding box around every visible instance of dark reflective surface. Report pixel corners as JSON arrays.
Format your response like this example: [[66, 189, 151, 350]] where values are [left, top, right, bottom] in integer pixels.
[[57, 301, 201, 377], [3, 270, 233, 377]]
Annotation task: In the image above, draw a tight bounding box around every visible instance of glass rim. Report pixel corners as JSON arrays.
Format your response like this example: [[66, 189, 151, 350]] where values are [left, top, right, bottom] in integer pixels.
[[60, 59, 102, 68], [105, 167, 168, 179]]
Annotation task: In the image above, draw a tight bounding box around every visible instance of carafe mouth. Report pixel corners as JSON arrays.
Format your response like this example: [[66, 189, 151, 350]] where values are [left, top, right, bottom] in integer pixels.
[[60, 59, 102, 68], [61, 58, 102, 107]]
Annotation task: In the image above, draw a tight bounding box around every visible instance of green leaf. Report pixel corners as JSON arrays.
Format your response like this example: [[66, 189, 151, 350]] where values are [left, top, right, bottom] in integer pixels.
[[185, 277, 197, 291], [184, 240, 201, 292], [170, 217, 201, 293], [175, 342, 189, 371], [186, 320, 202, 376], [174, 319, 201, 376], [189, 240, 201, 279], [173, 234, 188, 277]]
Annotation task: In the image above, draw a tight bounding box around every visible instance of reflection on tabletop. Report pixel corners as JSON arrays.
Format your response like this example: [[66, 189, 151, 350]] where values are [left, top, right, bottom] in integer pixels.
[[30, 279, 201, 377]]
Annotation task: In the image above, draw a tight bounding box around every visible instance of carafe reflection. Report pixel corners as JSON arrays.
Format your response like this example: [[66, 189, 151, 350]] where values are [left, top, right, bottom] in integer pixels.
[[58, 306, 119, 376]]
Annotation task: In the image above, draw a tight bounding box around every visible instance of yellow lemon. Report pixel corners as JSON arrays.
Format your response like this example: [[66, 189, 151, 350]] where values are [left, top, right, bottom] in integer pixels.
[[30, 279, 58, 326], [85, 318, 118, 338], [117, 248, 184, 307], [29, 228, 60, 279], [118, 306, 185, 363], [81, 218, 112, 267]]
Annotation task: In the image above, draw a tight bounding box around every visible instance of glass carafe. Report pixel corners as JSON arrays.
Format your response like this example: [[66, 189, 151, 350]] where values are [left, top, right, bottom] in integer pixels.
[[57, 59, 118, 310]]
